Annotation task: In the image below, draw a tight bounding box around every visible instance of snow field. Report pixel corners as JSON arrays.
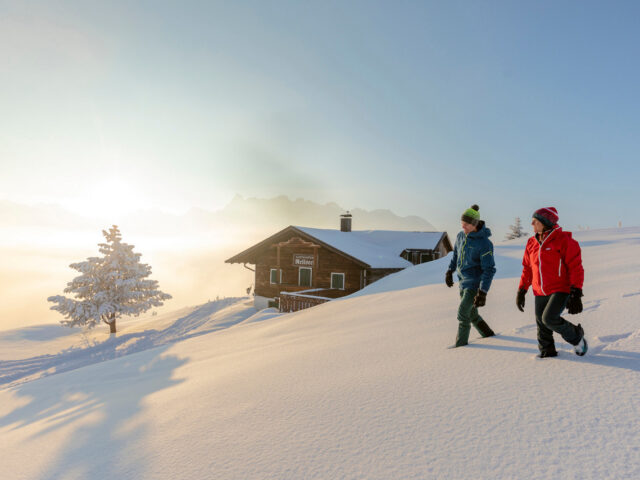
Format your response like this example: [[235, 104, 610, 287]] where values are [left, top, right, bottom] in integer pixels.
[[1, 227, 639, 479]]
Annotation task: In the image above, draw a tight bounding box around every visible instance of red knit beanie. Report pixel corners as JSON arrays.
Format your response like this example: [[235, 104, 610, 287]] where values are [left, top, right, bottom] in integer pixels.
[[533, 207, 559, 228]]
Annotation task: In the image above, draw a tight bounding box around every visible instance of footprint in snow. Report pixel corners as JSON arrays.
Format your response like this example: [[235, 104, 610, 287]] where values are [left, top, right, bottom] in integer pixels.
[[582, 298, 604, 313], [587, 332, 635, 355]]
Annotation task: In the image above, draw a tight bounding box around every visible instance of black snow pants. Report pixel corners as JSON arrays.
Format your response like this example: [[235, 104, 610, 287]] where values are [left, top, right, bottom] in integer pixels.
[[534, 292, 581, 354]]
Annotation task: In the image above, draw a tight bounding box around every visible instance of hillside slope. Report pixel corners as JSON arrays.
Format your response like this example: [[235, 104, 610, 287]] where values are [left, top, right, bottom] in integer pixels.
[[1, 228, 639, 479]]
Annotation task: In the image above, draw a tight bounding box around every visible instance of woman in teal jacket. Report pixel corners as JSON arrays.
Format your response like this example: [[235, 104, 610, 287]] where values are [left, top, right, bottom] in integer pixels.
[[445, 205, 497, 347]]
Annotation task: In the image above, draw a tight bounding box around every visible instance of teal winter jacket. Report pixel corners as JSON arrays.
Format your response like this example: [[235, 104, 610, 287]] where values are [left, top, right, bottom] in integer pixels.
[[447, 222, 496, 292]]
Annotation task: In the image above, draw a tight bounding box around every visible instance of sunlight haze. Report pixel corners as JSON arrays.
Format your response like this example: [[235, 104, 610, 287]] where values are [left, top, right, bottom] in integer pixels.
[[2, 0, 640, 329]]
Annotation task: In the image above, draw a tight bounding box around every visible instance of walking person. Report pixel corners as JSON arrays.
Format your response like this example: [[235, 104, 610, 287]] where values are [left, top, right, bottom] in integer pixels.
[[516, 207, 588, 358], [445, 205, 497, 348]]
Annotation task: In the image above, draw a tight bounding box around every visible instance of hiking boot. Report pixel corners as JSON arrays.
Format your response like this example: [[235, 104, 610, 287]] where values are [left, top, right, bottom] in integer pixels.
[[537, 350, 558, 358], [574, 324, 588, 356], [475, 320, 495, 338]]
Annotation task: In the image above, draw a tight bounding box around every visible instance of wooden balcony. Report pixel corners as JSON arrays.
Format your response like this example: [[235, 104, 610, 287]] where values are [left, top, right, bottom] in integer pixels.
[[279, 288, 351, 313]]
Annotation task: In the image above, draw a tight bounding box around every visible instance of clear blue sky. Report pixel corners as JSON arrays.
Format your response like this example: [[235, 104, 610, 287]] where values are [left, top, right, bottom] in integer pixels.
[[1, 0, 639, 238]]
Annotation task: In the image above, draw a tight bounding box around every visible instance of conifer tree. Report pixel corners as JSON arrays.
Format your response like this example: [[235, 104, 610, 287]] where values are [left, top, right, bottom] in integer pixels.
[[505, 217, 528, 240], [48, 225, 171, 334]]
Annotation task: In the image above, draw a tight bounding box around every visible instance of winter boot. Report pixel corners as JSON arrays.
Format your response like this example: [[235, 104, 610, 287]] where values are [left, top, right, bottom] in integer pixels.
[[574, 324, 588, 356], [448, 337, 469, 349], [475, 319, 495, 338], [536, 349, 558, 358]]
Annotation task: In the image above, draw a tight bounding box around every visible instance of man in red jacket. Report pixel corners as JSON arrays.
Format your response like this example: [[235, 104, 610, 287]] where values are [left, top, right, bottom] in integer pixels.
[[516, 207, 588, 358]]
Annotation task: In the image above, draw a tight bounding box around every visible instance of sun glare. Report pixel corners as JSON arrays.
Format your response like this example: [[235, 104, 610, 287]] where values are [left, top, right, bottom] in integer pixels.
[[67, 177, 149, 220]]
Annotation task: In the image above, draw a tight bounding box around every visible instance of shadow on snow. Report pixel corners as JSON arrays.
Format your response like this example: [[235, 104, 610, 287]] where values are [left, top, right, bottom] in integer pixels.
[[468, 334, 640, 373], [0, 298, 254, 388], [0, 345, 187, 478]]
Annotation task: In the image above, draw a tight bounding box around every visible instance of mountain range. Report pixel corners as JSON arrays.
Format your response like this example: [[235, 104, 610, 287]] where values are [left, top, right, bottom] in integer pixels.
[[1, 195, 436, 238]]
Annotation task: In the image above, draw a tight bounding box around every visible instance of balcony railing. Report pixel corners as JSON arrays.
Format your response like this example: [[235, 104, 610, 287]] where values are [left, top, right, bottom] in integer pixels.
[[279, 289, 333, 313]]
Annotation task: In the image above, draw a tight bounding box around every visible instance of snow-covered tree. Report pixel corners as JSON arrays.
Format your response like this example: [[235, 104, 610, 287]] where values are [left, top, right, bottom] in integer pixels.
[[48, 225, 171, 334], [505, 217, 528, 240]]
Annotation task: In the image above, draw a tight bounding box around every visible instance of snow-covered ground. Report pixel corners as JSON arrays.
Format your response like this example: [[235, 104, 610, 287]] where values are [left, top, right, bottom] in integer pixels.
[[1, 227, 639, 479]]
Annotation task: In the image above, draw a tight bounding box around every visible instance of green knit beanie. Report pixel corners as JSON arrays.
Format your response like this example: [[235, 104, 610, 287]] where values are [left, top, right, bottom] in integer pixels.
[[461, 204, 480, 226]]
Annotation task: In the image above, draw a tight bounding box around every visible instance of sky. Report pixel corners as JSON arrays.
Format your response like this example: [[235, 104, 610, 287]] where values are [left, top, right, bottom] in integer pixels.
[[1, 0, 640, 238]]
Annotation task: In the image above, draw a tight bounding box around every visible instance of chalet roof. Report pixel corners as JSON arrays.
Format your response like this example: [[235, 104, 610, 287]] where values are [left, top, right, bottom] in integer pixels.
[[226, 225, 449, 269], [297, 227, 446, 268]]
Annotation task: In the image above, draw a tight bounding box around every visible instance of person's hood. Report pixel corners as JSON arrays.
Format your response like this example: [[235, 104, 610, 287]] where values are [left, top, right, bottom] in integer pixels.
[[538, 225, 564, 242], [469, 221, 491, 239]]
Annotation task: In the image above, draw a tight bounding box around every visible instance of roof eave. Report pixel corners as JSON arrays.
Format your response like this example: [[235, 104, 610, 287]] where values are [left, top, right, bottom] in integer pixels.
[[225, 225, 372, 269], [224, 225, 298, 264]]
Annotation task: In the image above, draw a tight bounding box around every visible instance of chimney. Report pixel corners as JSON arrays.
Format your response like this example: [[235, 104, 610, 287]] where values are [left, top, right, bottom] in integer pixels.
[[340, 212, 352, 232]]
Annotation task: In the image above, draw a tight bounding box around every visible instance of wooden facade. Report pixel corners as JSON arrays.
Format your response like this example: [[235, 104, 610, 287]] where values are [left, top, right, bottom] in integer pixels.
[[245, 230, 370, 300], [226, 225, 451, 312]]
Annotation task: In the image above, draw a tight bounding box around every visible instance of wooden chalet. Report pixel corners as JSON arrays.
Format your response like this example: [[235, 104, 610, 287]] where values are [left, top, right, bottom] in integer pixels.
[[225, 214, 452, 312]]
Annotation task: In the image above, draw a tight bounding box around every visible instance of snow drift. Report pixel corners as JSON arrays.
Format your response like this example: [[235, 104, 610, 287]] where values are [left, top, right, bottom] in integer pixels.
[[1, 227, 639, 479]]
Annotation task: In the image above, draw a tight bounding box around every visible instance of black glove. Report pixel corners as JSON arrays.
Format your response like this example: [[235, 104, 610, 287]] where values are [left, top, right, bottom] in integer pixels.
[[516, 288, 527, 312], [445, 270, 454, 288], [567, 287, 583, 314], [473, 290, 487, 308]]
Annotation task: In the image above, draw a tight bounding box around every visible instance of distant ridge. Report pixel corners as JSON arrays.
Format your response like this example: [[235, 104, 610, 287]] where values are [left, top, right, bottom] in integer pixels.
[[218, 194, 437, 231], [1, 195, 436, 234]]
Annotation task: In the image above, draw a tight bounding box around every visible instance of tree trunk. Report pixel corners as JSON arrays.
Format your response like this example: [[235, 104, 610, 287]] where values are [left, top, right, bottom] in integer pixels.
[[104, 313, 117, 334]]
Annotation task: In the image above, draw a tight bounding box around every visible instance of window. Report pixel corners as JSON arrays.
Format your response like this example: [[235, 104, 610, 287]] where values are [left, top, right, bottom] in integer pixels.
[[270, 269, 279, 284], [299, 267, 312, 287], [331, 273, 345, 290], [403, 251, 416, 263], [420, 253, 434, 264]]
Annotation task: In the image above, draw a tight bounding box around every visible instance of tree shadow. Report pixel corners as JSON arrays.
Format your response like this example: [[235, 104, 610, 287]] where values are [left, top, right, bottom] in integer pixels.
[[0, 324, 77, 342], [0, 298, 254, 388], [1, 345, 187, 478]]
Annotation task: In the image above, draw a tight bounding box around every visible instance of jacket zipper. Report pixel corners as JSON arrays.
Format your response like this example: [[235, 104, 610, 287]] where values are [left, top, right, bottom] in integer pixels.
[[537, 228, 558, 296], [459, 234, 468, 270], [558, 259, 562, 277]]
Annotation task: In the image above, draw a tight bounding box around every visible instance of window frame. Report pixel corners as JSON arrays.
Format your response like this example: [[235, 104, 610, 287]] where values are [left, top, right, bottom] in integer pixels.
[[420, 252, 434, 264], [298, 267, 312, 287], [270, 268, 279, 284], [331, 272, 345, 290]]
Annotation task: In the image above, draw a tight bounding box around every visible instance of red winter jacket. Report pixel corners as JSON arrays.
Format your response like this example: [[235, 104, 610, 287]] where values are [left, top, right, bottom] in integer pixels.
[[519, 226, 584, 296]]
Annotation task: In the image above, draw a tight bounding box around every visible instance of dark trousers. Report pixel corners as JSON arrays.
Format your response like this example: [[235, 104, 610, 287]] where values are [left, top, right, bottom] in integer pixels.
[[534, 293, 581, 353], [456, 289, 494, 346]]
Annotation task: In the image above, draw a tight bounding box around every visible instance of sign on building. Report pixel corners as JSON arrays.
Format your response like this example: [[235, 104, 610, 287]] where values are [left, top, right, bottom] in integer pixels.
[[293, 254, 314, 266]]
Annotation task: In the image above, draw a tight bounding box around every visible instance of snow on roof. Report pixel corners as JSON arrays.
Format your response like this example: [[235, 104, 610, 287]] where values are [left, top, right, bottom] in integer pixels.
[[295, 226, 445, 269]]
